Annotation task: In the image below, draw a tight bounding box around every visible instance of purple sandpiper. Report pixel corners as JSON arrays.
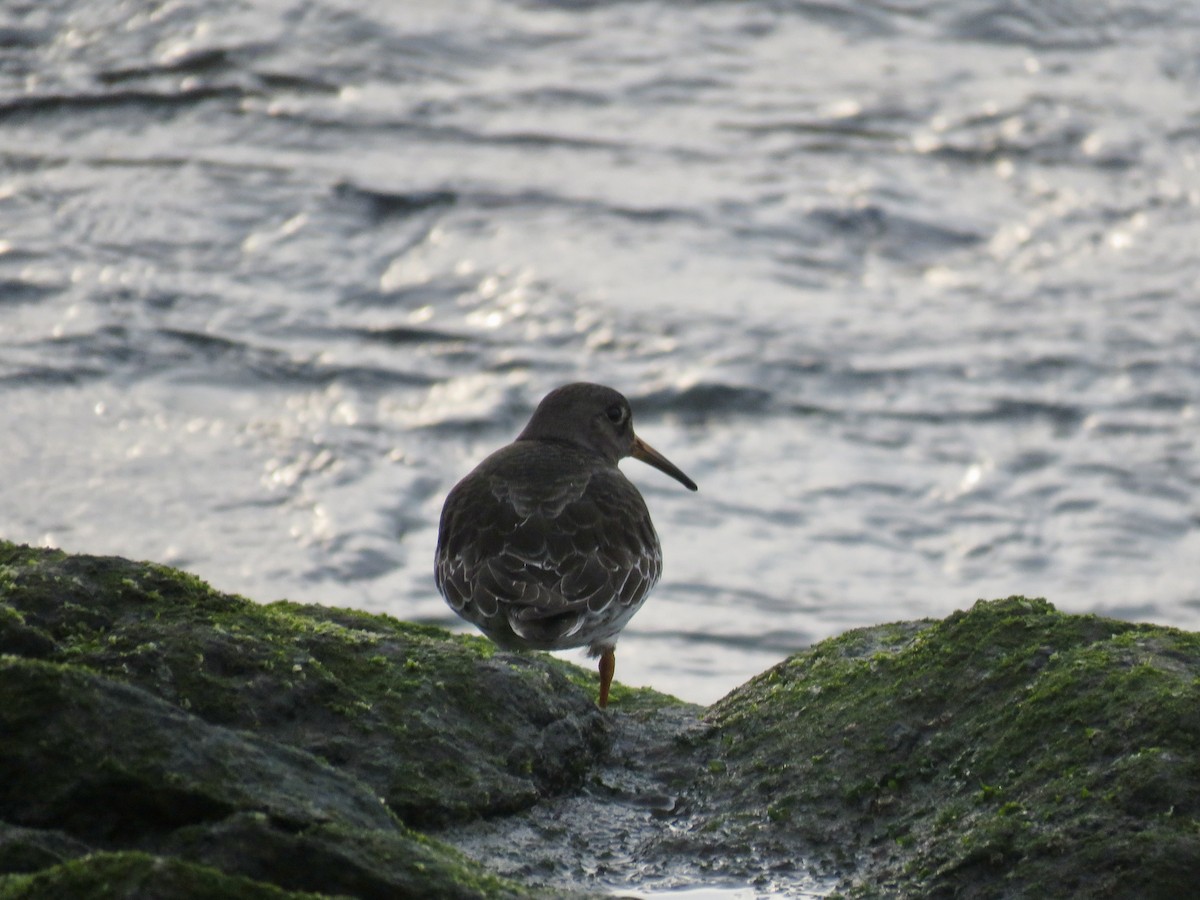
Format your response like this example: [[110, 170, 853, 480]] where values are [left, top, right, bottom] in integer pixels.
[[435, 382, 697, 707]]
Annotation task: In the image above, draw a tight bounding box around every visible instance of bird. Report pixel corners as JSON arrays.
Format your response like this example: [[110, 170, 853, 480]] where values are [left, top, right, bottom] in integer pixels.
[[435, 382, 697, 708]]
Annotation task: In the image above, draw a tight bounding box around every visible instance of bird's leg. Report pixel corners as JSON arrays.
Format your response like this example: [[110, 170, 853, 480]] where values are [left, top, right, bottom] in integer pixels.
[[598, 647, 616, 709]]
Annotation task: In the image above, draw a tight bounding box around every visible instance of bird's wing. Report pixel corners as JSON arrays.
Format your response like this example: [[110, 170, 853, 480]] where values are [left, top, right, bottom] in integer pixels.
[[436, 465, 661, 621]]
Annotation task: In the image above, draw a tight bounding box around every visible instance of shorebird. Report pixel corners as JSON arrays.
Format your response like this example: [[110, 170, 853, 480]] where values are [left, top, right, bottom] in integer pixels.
[[435, 382, 697, 707]]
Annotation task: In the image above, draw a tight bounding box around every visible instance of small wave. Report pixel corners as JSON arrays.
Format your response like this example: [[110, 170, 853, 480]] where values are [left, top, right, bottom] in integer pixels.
[[354, 325, 469, 346], [945, 0, 1175, 49], [808, 481, 915, 501], [332, 182, 457, 221], [98, 47, 238, 83], [647, 627, 812, 656], [0, 85, 246, 123], [16, 324, 439, 391], [1053, 497, 1100, 515], [0, 365, 107, 387], [0, 278, 58, 306], [636, 382, 774, 419], [97, 46, 340, 95], [877, 398, 1087, 429], [926, 99, 1140, 170], [0, 23, 50, 50], [470, 186, 696, 224], [805, 204, 983, 258], [332, 180, 692, 227]]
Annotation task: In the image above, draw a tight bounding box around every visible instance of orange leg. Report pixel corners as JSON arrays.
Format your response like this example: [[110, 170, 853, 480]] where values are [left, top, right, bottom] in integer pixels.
[[598, 647, 616, 709]]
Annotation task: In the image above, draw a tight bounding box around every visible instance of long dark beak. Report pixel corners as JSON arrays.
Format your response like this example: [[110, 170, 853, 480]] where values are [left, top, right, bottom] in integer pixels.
[[631, 435, 698, 491]]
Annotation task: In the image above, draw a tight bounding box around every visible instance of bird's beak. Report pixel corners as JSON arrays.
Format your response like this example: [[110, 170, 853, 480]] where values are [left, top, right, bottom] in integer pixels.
[[631, 435, 698, 491]]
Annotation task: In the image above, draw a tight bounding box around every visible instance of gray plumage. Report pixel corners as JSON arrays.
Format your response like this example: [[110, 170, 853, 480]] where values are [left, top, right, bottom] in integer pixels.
[[434, 383, 696, 704]]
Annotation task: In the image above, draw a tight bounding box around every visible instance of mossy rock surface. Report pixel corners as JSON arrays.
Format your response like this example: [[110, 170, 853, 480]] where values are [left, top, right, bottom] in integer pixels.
[[0, 824, 90, 877], [684, 597, 1200, 897], [0, 541, 596, 899], [0, 541, 608, 827], [3, 540, 1198, 898], [0, 851, 331, 899], [0, 656, 394, 836]]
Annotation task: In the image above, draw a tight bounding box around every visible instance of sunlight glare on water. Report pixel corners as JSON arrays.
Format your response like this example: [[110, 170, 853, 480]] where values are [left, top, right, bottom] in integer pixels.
[[1, 0, 1198, 706]]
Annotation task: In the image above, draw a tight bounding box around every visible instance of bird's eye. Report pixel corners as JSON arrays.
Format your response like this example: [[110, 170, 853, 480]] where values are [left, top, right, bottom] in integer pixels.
[[605, 403, 627, 426]]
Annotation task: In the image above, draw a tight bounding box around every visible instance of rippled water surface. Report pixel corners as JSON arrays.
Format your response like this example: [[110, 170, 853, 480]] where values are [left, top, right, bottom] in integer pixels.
[[3, 0, 1199, 707]]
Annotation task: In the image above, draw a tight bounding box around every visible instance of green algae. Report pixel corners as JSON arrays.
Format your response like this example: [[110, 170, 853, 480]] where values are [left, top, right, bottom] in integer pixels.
[[693, 596, 1200, 897], [0, 656, 396, 836], [0, 655, 561, 897], [0, 541, 608, 827], [4, 539, 1198, 899], [0, 541, 599, 899], [161, 813, 562, 900], [0, 852, 332, 900]]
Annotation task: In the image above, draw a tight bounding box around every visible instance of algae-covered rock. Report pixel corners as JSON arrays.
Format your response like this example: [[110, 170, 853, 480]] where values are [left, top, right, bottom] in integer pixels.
[[0, 655, 395, 835], [0, 541, 595, 899], [0, 852, 331, 899], [0, 824, 89, 877], [683, 597, 1200, 897], [0, 542, 608, 827], [3, 539, 1198, 899], [162, 813, 534, 900]]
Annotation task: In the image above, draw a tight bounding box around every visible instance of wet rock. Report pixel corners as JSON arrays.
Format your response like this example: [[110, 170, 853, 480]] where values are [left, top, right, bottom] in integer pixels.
[[162, 812, 535, 900], [2, 540, 1197, 898], [0, 658, 399, 837], [0, 542, 594, 899], [687, 598, 1200, 896], [0, 542, 609, 828], [0, 852, 330, 899], [0, 824, 89, 877]]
